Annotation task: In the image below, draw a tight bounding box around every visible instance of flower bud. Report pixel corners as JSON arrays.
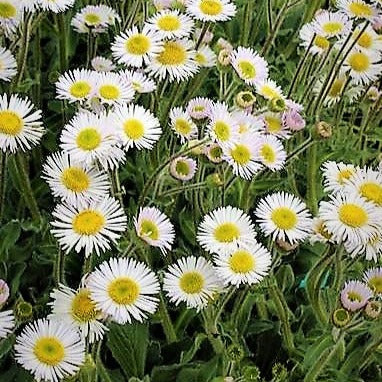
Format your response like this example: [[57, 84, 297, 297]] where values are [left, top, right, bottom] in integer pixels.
[[243, 365, 261, 381], [236, 91, 256, 109], [0, 279, 10, 306], [15, 300, 33, 321], [204, 143, 223, 164], [269, 97, 286, 112], [276, 239, 298, 252], [226, 344, 245, 362], [316, 121, 332, 139], [283, 109, 306, 131], [365, 300, 381, 319], [332, 308, 350, 327], [218, 49, 231, 66], [187, 139, 204, 155]]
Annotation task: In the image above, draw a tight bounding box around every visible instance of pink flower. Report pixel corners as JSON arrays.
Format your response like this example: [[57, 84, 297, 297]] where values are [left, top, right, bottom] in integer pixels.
[[283, 109, 306, 131]]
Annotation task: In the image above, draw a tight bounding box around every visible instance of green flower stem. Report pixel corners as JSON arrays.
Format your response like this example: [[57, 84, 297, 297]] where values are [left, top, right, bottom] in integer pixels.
[[306, 140, 318, 215], [53, 248, 65, 286], [201, 309, 225, 355], [0, 152, 7, 223], [55, 13, 69, 72], [241, 1, 253, 46], [195, 22, 210, 50], [266, 0, 273, 33], [83, 254, 94, 276], [158, 182, 208, 199], [332, 246, 344, 293], [159, 293, 177, 344]]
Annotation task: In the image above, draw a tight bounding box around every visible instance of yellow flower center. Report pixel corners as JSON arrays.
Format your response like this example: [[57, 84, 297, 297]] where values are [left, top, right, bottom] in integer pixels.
[[229, 250, 255, 273], [33, 337, 65, 366], [360, 182, 382, 206], [238, 60, 256, 79], [347, 291, 362, 302], [214, 222, 240, 243], [175, 160, 190, 176], [338, 203, 368, 228], [0, 111, 23, 136], [231, 144, 251, 165], [199, 0, 223, 16], [125, 34, 151, 55], [0, 2, 16, 19], [313, 35, 330, 50], [368, 276, 382, 294], [157, 41, 186, 65], [337, 168, 354, 184], [260, 143, 276, 164], [76, 128, 101, 150], [194, 105, 205, 112], [107, 277, 140, 305], [99, 84, 120, 100], [69, 81, 92, 99], [214, 120, 231, 141], [265, 115, 282, 133], [349, 2, 373, 17], [71, 289, 99, 322], [139, 219, 159, 240], [328, 78, 345, 98], [72, 210, 105, 235], [316, 221, 333, 240], [260, 85, 280, 100], [124, 118, 145, 140], [356, 31, 373, 49], [209, 145, 222, 159], [157, 14, 180, 31], [348, 52, 370, 72], [322, 21, 343, 35], [271, 207, 297, 230], [179, 271, 204, 294], [84, 13, 101, 25], [61, 167, 90, 193], [175, 118, 192, 135], [195, 52, 207, 66]]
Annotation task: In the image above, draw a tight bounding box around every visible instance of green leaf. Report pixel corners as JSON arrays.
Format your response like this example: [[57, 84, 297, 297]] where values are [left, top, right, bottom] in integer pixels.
[[303, 334, 333, 370], [0, 335, 15, 359], [0, 221, 21, 260], [275, 265, 295, 292], [180, 333, 207, 364]]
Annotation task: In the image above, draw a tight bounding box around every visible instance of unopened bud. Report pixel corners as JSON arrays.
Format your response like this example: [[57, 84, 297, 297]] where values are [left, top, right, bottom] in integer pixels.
[[243, 365, 261, 381], [218, 49, 231, 66], [187, 139, 204, 155], [0, 279, 10, 306], [236, 91, 256, 109], [365, 300, 381, 319], [15, 300, 33, 321], [332, 308, 350, 328], [316, 121, 332, 139], [226, 344, 245, 362], [204, 143, 223, 164], [269, 97, 286, 112]]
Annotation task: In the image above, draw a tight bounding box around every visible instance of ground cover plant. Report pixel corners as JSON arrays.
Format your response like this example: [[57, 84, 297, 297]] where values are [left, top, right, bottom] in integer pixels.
[[0, 0, 381, 381]]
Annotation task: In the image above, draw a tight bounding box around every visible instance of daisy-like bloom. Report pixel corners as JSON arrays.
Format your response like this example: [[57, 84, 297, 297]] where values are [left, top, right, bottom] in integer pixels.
[[366, 86, 381, 102], [263, 112, 290, 139], [186, 0, 237, 22], [309, 217, 334, 244], [340, 280, 373, 311], [321, 161, 357, 193], [121, 69, 157, 93], [170, 156, 197, 181], [0, 47, 16, 81], [236, 91, 257, 109], [71, 5, 114, 34], [283, 108, 306, 131], [60, 111, 125, 170], [187, 96, 212, 120], [0, 94, 44, 153], [337, 0, 378, 20], [134, 206, 175, 254], [315, 71, 348, 106], [51, 196, 127, 257], [256, 134, 286, 171], [343, 49, 381, 85], [195, 45, 217, 68], [363, 267, 382, 294], [231, 47, 268, 86], [344, 167, 382, 206], [42, 152, 111, 207], [86, 257, 160, 324], [204, 142, 223, 163], [49, 284, 107, 343], [348, 24, 382, 52], [15, 319, 85, 382], [169, 107, 198, 143], [344, 232, 382, 261], [146, 9, 194, 40], [256, 79, 284, 101], [91, 56, 116, 72], [20, 0, 40, 12], [95, 72, 134, 105], [56, 69, 98, 104], [300, 22, 331, 55], [223, 132, 262, 180], [207, 102, 240, 148], [197, 206, 257, 254], [318, 192, 382, 245], [153, 0, 172, 10], [233, 110, 264, 135], [0, 0, 21, 35], [38, 0, 75, 13], [111, 25, 163, 68], [213, 242, 271, 286], [0, 279, 9, 305], [147, 39, 199, 82], [312, 10, 352, 38], [255, 192, 313, 244], [0, 310, 14, 338], [163, 256, 221, 310], [112, 104, 161, 151]]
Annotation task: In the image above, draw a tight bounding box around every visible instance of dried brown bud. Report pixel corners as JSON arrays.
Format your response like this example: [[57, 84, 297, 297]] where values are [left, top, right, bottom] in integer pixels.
[[276, 239, 298, 252], [316, 121, 332, 139]]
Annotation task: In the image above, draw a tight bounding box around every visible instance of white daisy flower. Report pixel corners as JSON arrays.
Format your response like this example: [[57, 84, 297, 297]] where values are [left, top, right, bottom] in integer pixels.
[[0, 0, 21, 36], [147, 39, 199, 82], [146, 9, 194, 40], [169, 106, 198, 143], [0, 310, 14, 339], [91, 56, 116, 72], [51, 196, 127, 257], [56, 69, 98, 104], [134, 206, 175, 254], [230, 47, 268, 86], [0, 94, 44, 153], [256, 134, 286, 171], [363, 267, 382, 294], [318, 192, 382, 245], [195, 44, 217, 68], [233, 110, 264, 135], [187, 96, 212, 120], [213, 242, 272, 286], [15, 319, 85, 382], [163, 256, 221, 311], [336, 0, 378, 20], [255, 192, 313, 244], [344, 232, 382, 261], [112, 104, 161, 151], [321, 161, 357, 193], [111, 25, 163, 68], [121, 69, 157, 93], [42, 152, 111, 207], [186, 0, 237, 22], [312, 10, 352, 38], [197, 206, 257, 254], [347, 24, 382, 52], [170, 156, 197, 181], [310, 217, 334, 244], [49, 284, 107, 344], [314, 71, 349, 106], [20, 0, 40, 13], [340, 280, 373, 311], [256, 79, 284, 101], [300, 22, 331, 55], [95, 72, 135, 105], [263, 112, 290, 139], [0, 46, 16, 81], [223, 132, 262, 180], [86, 257, 160, 324], [38, 0, 75, 13]]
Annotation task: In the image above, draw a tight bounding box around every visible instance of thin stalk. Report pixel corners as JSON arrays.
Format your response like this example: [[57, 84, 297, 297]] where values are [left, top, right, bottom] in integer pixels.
[[306, 141, 318, 214], [55, 13, 69, 72], [159, 293, 177, 343], [158, 182, 207, 198], [53, 248, 65, 286], [0, 152, 6, 223]]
